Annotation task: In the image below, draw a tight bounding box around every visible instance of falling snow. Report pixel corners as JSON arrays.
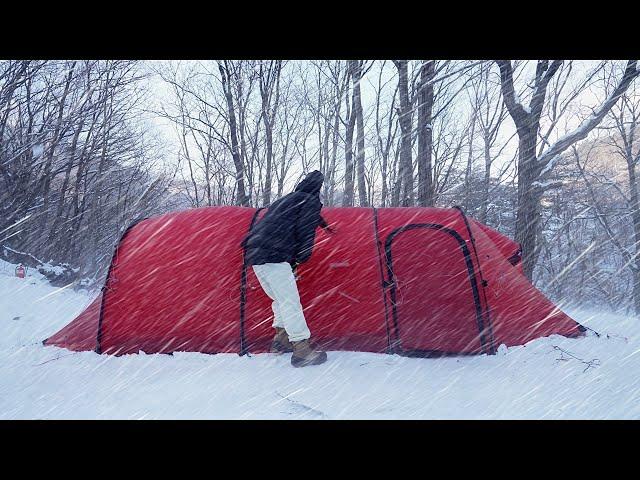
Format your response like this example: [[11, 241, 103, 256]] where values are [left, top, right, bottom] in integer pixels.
[[1, 259, 638, 419], [2, 60, 640, 420]]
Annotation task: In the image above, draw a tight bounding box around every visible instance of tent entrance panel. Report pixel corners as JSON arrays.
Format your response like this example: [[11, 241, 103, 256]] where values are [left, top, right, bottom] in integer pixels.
[[385, 224, 486, 355]]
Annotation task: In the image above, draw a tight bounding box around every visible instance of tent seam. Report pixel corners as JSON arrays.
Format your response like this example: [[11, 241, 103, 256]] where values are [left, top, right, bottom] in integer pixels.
[[384, 223, 488, 356], [372, 208, 393, 354], [453, 206, 496, 355], [239, 208, 265, 356], [96, 217, 149, 354]]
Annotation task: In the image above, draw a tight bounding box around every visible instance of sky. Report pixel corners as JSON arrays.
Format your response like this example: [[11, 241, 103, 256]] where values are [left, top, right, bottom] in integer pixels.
[[137, 60, 624, 195]]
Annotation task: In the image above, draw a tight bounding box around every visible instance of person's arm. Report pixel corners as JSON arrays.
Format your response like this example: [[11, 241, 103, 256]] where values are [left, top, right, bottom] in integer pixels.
[[293, 197, 321, 264]]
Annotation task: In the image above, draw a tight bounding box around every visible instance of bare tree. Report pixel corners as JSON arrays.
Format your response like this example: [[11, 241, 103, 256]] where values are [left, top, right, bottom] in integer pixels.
[[416, 60, 435, 206], [372, 61, 398, 207], [497, 59, 640, 278], [258, 60, 282, 206], [393, 60, 413, 207], [218, 60, 250, 206], [342, 62, 356, 207], [466, 62, 509, 223], [574, 73, 640, 314], [349, 60, 369, 207]]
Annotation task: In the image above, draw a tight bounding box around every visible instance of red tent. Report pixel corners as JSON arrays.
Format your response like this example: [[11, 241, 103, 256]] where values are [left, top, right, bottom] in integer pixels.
[[44, 206, 584, 356]]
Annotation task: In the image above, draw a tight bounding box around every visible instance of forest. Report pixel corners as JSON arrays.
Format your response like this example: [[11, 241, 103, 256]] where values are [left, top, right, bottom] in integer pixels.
[[1, 59, 639, 313]]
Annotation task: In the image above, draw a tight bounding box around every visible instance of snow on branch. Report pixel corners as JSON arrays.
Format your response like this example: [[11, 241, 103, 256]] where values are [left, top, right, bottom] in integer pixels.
[[2, 244, 44, 265], [531, 179, 565, 190], [538, 61, 640, 168]]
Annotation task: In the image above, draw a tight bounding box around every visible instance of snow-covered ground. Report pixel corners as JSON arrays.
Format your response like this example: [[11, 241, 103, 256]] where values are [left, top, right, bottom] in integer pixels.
[[1, 258, 639, 419]]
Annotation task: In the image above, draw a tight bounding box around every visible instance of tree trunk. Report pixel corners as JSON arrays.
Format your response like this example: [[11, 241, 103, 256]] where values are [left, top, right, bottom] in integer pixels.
[[47, 115, 85, 256], [479, 136, 491, 224], [39, 62, 75, 236], [395, 60, 413, 207], [328, 90, 341, 206], [219, 61, 249, 206], [350, 60, 368, 207], [263, 124, 273, 205], [515, 130, 543, 279], [343, 77, 356, 207], [260, 60, 281, 206], [391, 147, 401, 207], [417, 60, 435, 207], [498, 59, 639, 279], [463, 114, 477, 211]]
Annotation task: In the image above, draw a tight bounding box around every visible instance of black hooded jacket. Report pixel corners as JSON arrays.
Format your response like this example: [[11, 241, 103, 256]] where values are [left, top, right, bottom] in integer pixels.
[[242, 171, 324, 266]]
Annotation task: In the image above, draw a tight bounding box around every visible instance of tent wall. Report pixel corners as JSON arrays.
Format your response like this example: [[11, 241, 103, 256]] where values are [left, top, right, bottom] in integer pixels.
[[244, 207, 388, 354], [466, 221, 583, 346], [44, 206, 584, 356]]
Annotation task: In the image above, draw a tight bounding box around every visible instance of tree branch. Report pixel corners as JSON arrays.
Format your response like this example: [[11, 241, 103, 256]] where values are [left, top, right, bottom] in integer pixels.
[[538, 60, 640, 169], [496, 60, 529, 128]]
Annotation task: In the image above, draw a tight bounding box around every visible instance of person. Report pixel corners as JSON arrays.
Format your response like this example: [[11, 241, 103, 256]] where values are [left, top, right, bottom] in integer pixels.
[[242, 170, 330, 367]]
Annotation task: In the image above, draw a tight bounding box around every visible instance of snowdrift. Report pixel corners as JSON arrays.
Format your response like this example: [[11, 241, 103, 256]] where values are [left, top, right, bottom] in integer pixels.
[[44, 206, 584, 356]]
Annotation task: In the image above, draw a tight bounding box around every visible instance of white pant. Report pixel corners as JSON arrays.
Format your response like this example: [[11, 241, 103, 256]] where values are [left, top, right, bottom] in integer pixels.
[[252, 262, 311, 342]]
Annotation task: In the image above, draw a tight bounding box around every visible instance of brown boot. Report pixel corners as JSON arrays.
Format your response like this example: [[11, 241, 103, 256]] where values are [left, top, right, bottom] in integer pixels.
[[270, 327, 294, 354], [291, 339, 327, 367]]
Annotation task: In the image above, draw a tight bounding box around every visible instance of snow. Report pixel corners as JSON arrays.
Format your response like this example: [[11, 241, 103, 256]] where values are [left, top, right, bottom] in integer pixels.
[[31, 144, 44, 158], [538, 154, 559, 177], [531, 178, 567, 190], [1, 258, 639, 419], [37, 262, 76, 275], [2, 244, 43, 265]]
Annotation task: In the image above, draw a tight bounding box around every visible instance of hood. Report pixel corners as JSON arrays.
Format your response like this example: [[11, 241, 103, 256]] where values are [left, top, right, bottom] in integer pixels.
[[294, 170, 324, 195]]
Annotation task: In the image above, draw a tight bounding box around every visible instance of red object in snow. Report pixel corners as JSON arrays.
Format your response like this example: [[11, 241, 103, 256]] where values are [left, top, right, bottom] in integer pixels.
[[43, 206, 584, 356], [15, 264, 26, 279]]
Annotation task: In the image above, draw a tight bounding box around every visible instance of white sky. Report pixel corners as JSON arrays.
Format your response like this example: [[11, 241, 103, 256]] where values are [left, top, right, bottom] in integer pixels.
[[138, 60, 626, 193]]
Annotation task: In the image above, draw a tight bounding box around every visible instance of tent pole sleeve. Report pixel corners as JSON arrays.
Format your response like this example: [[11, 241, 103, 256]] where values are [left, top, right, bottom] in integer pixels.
[[372, 208, 393, 354], [96, 217, 149, 354], [239, 208, 264, 356], [453, 206, 496, 355]]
